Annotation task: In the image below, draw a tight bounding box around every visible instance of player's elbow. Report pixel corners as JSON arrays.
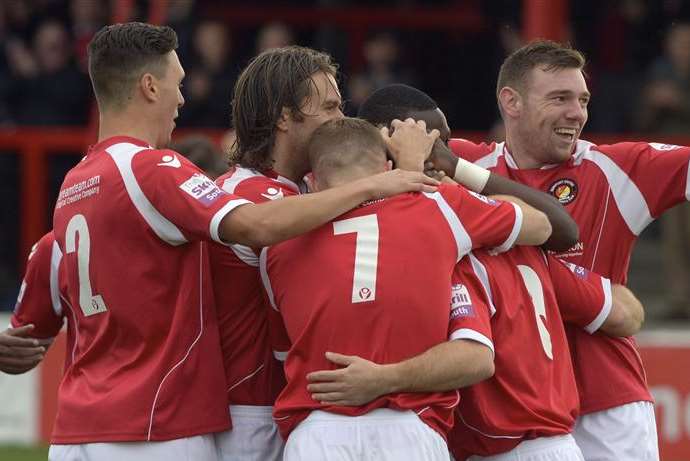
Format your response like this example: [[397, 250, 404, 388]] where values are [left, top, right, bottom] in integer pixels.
[[517, 210, 552, 246], [461, 345, 495, 387], [219, 204, 284, 247]]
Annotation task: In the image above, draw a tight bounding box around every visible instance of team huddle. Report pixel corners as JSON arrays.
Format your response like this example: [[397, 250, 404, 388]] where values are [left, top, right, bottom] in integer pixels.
[[2, 20, 690, 461]]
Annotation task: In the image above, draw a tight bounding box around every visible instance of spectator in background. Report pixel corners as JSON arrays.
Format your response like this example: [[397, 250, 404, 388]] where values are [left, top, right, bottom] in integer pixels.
[[69, 0, 107, 71], [637, 21, 690, 320], [346, 32, 416, 115], [256, 22, 294, 53], [176, 19, 236, 128], [7, 19, 90, 125], [171, 135, 228, 179]]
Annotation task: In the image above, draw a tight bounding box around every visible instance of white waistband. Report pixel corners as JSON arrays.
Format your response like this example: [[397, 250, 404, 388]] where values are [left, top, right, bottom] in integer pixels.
[[509, 434, 576, 456], [228, 405, 274, 418], [302, 409, 419, 424]]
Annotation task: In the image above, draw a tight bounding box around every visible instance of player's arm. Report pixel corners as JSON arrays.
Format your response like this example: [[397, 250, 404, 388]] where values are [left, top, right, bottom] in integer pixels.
[[488, 194, 552, 247], [426, 141, 577, 251], [600, 284, 644, 337], [219, 169, 438, 247], [306, 341, 493, 406]]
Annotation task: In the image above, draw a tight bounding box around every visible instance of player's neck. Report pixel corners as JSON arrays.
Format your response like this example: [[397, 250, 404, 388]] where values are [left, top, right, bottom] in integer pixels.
[[271, 142, 304, 183], [504, 131, 543, 169], [97, 111, 159, 148]]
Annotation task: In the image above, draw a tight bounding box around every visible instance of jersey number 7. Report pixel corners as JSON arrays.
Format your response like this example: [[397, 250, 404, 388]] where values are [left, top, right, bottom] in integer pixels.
[[333, 214, 379, 304], [66, 214, 109, 316]]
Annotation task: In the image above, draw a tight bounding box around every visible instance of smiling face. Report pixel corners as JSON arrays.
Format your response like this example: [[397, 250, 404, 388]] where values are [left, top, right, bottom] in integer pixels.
[[515, 66, 590, 164]]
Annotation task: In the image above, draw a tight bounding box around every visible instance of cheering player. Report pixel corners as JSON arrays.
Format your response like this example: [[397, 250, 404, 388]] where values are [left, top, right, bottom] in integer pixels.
[[261, 117, 553, 460]]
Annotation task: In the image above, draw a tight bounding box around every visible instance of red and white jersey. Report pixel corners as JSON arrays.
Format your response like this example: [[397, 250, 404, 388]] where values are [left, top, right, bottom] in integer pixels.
[[450, 138, 690, 413], [11, 231, 65, 339], [49, 136, 250, 443], [447, 247, 611, 459], [210, 165, 299, 406], [260, 183, 523, 440]]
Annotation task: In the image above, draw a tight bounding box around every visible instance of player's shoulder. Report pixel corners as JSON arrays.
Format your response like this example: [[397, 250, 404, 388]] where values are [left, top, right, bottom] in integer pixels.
[[217, 166, 296, 202], [574, 138, 688, 164], [27, 231, 57, 263], [448, 138, 504, 166]]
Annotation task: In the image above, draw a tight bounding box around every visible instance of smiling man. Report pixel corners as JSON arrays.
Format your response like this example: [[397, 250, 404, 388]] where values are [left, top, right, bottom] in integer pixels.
[[447, 40, 690, 461]]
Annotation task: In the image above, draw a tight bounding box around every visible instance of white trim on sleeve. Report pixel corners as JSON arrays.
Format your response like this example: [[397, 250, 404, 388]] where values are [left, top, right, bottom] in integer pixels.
[[449, 328, 494, 355], [49, 241, 64, 317], [585, 277, 613, 334], [229, 244, 259, 267], [107, 143, 188, 246], [209, 199, 252, 244], [489, 202, 523, 255], [423, 191, 472, 261], [259, 247, 278, 311]]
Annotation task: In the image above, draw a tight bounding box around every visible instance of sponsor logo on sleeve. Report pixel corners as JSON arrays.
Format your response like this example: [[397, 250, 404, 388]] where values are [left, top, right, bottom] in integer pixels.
[[565, 262, 588, 279], [261, 187, 285, 201], [548, 178, 578, 205], [450, 283, 475, 318], [179, 173, 227, 206], [648, 142, 681, 151], [157, 154, 182, 168], [467, 190, 498, 206]]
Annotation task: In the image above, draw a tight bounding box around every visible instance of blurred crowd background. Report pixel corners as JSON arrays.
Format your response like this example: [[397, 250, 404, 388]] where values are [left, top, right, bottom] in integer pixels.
[[0, 0, 689, 324]]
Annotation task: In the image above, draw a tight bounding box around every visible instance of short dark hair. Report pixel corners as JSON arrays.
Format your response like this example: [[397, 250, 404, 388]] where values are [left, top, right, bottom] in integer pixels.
[[497, 40, 585, 96], [308, 117, 386, 183], [230, 46, 338, 172], [358, 84, 438, 127], [88, 22, 178, 110]]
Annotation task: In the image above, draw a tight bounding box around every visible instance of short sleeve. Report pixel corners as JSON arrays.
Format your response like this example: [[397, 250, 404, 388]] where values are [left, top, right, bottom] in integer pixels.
[[447, 258, 494, 354], [10, 232, 65, 338], [548, 255, 612, 334], [430, 183, 521, 260], [130, 149, 252, 245], [597, 142, 690, 219]]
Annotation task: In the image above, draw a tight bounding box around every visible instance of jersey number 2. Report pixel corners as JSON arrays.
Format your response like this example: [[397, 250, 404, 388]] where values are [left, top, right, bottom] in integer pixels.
[[517, 265, 553, 360], [333, 214, 379, 303], [66, 214, 108, 316]]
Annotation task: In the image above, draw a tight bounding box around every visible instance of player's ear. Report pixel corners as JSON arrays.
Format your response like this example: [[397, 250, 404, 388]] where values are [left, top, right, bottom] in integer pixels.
[[139, 72, 158, 103], [498, 86, 521, 118], [276, 107, 290, 132]]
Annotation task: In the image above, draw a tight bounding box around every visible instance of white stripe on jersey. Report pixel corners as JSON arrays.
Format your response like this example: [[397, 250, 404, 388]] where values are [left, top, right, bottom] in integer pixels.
[[230, 244, 259, 267], [49, 241, 63, 317], [584, 277, 613, 334], [208, 199, 252, 244], [468, 253, 497, 316], [422, 191, 472, 262], [259, 247, 278, 311], [107, 143, 188, 246], [580, 144, 653, 236], [220, 166, 263, 193], [489, 202, 522, 255], [474, 142, 505, 169], [450, 328, 494, 354]]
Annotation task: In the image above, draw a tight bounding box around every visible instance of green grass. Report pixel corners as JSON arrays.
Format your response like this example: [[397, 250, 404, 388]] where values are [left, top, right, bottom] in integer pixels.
[[0, 445, 48, 461]]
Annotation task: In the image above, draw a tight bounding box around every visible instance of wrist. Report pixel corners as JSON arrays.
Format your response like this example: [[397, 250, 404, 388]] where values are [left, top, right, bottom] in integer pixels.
[[380, 363, 404, 394], [453, 158, 491, 192]]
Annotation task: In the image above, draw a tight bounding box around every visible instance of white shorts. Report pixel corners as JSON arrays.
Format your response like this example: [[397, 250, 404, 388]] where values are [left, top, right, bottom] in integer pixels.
[[48, 434, 218, 461], [467, 434, 584, 461], [214, 405, 284, 461], [284, 408, 450, 461], [573, 401, 659, 461]]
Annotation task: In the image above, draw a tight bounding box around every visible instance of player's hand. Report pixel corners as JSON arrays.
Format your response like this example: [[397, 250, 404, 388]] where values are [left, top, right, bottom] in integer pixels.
[[306, 352, 391, 406], [381, 118, 439, 172], [363, 169, 439, 200], [0, 324, 51, 374], [426, 138, 458, 177], [424, 164, 458, 185]]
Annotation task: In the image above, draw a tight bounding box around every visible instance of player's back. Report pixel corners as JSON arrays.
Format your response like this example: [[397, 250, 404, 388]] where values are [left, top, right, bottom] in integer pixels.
[[263, 191, 463, 439], [449, 246, 579, 458], [51, 137, 231, 443]]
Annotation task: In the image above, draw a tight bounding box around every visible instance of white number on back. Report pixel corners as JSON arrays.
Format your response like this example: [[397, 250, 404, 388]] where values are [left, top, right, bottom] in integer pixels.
[[333, 214, 379, 303], [65, 214, 108, 316], [517, 265, 553, 359]]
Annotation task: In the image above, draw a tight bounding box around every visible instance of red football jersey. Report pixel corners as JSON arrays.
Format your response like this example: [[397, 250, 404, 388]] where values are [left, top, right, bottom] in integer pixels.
[[210, 166, 299, 406], [11, 231, 65, 339], [448, 247, 611, 459], [451, 138, 690, 413], [260, 184, 522, 440], [50, 136, 250, 443]]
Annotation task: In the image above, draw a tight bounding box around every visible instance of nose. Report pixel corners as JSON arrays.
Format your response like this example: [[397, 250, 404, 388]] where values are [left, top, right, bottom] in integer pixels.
[[566, 100, 586, 124]]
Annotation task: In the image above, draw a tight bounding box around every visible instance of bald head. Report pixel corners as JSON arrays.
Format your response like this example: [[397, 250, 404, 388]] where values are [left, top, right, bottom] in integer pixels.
[[308, 117, 388, 190]]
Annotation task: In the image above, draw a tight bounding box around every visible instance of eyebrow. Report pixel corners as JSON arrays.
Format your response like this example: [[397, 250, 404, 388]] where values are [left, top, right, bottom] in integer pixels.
[[545, 89, 591, 99]]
